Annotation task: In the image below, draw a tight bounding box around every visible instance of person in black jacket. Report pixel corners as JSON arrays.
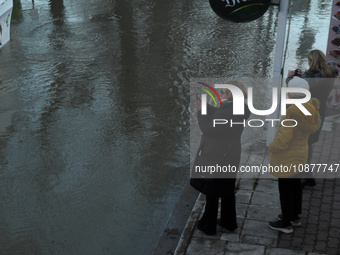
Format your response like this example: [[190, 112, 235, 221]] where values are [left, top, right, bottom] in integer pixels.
[[190, 80, 250, 235], [287, 49, 336, 187]]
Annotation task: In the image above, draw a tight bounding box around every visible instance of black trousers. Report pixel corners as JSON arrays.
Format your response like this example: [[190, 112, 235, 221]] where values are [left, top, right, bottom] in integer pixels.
[[278, 178, 302, 226], [307, 139, 313, 164], [198, 194, 237, 233], [303, 139, 315, 177]]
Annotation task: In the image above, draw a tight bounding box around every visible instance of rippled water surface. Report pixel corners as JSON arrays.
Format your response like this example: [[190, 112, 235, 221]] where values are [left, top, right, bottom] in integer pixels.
[[0, 0, 333, 254]]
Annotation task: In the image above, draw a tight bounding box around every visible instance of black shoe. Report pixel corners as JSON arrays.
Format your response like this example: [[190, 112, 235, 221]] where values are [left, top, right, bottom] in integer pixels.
[[196, 222, 216, 236], [301, 178, 316, 187], [269, 220, 293, 234], [217, 219, 237, 232]]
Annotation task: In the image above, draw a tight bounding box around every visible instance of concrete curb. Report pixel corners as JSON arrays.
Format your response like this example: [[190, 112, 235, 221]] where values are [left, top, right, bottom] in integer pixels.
[[174, 193, 205, 255]]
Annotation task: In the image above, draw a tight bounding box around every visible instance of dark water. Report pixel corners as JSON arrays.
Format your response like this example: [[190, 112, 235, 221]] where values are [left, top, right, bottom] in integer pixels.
[[0, 0, 332, 254]]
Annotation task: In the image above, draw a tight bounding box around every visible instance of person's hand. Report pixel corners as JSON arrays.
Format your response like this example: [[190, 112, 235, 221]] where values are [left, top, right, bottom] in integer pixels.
[[194, 99, 201, 111], [295, 68, 303, 77], [287, 70, 295, 78], [288, 69, 303, 78]]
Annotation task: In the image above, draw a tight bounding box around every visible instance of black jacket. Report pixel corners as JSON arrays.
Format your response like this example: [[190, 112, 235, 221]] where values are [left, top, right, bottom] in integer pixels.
[[190, 101, 250, 196], [286, 71, 334, 143], [302, 71, 334, 143]]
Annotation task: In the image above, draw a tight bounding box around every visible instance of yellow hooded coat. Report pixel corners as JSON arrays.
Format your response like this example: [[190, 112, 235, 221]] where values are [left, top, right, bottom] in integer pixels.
[[269, 98, 321, 178]]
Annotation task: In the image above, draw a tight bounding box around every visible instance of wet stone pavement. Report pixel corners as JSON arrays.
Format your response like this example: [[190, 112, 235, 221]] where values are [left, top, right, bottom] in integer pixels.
[[174, 115, 340, 255]]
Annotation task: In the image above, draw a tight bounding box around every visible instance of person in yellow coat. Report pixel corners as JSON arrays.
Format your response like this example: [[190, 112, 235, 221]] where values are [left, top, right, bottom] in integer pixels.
[[268, 76, 321, 234]]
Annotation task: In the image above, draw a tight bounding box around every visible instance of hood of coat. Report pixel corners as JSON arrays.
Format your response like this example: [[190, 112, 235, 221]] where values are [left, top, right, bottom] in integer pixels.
[[287, 98, 321, 134]]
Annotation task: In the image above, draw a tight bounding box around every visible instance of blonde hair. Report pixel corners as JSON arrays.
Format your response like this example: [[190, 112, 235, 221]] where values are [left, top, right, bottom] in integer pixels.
[[307, 50, 335, 78], [222, 80, 248, 99]]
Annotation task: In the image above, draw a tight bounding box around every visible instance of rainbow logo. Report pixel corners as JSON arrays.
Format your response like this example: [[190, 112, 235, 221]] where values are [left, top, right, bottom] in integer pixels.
[[197, 82, 223, 107]]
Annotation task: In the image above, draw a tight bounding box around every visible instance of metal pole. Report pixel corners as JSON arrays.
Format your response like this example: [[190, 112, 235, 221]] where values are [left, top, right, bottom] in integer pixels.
[[266, 0, 290, 146]]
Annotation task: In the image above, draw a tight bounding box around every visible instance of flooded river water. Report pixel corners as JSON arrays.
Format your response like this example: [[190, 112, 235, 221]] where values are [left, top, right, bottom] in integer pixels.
[[0, 0, 333, 254]]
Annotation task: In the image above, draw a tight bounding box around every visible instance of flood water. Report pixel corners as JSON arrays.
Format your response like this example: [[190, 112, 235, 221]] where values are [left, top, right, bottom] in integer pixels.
[[0, 0, 333, 254]]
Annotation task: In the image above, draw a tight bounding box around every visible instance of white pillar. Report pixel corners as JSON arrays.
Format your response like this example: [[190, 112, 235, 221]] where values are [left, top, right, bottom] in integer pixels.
[[0, 0, 13, 49], [266, 0, 290, 146]]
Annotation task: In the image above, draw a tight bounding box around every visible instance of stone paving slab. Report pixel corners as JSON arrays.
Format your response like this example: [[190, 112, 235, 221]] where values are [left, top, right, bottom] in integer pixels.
[[247, 204, 280, 221], [236, 203, 248, 218], [185, 238, 226, 255], [251, 190, 280, 207], [240, 235, 277, 247], [254, 179, 279, 193], [242, 219, 277, 239], [235, 189, 253, 204], [265, 247, 305, 255], [220, 230, 241, 243], [237, 178, 258, 191], [225, 243, 265, 255]]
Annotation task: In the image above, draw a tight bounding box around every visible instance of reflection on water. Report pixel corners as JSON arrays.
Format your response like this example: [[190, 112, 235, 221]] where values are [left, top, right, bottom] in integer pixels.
[[0, 0, 333, 254]]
